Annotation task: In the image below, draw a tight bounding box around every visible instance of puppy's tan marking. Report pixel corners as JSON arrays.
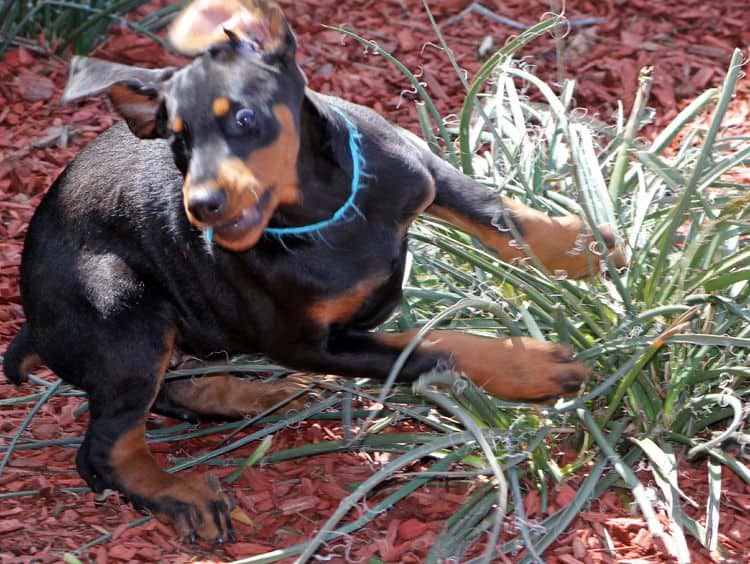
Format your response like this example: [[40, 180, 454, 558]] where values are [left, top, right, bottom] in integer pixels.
[[172, 116, 184, 133], [308, 276, 386, 326], [212, 96, 231, 117], [19, 353, 42, 378]]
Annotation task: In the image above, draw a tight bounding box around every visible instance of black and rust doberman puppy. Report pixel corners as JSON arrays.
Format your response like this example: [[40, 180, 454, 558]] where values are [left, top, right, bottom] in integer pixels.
[[3, 0, 624, 544]]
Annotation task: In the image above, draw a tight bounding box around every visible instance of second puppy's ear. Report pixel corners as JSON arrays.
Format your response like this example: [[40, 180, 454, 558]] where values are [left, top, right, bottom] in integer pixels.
[[62, 57, 174, 138], [168, 0, 296, 62]]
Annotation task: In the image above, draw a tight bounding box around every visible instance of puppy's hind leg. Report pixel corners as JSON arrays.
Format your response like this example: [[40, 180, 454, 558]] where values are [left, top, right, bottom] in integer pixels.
[[155, 365, 324, 421], [67, 316, 234, 543]]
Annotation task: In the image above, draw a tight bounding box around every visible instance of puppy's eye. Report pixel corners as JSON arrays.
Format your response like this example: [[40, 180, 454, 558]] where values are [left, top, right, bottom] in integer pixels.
[[235, 108, 256, 130]]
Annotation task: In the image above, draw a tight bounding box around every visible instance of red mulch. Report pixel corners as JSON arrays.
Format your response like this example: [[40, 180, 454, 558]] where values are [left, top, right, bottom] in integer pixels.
[[1, 0, 749, 562]]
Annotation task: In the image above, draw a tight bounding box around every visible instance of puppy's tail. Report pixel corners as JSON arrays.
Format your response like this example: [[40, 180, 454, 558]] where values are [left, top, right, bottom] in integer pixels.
[[3, 324, 41, 386]]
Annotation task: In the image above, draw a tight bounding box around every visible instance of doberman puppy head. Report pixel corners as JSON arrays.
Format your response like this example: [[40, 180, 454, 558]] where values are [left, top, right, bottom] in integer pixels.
[[62, 0, 306, 251]]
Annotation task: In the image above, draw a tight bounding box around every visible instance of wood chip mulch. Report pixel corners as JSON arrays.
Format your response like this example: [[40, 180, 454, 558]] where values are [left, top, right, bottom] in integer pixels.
[[1, 0, 749, 562]]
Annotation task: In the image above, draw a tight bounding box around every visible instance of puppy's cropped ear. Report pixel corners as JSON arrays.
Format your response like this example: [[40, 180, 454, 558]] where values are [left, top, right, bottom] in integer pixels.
[[62, 57, 176, 138], [169, 0, 296, 63]]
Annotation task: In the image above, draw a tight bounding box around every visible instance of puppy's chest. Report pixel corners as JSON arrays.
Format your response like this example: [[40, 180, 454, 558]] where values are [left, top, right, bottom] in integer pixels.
[[292, 232, 405, 327], [306, 272, 390, 326]]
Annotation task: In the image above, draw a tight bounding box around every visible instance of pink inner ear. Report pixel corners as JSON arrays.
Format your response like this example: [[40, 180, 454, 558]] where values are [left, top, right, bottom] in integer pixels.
[[169, 0, 274, 54], [191, 6, 238, 34], [225, 11, 271, 44]]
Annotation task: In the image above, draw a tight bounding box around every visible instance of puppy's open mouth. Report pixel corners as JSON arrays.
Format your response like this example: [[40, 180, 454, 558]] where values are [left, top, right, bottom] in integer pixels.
[[212, 189, 273, 240]]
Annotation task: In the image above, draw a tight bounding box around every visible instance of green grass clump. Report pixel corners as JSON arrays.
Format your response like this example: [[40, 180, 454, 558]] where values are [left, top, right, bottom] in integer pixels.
[[0, 0, 184, 55], [304, 8, 748, 562], [328, 8, 748, 562]]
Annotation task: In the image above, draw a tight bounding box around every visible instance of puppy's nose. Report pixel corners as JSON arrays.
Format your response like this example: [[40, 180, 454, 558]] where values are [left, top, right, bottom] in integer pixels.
[[187, 188, 227, 223]]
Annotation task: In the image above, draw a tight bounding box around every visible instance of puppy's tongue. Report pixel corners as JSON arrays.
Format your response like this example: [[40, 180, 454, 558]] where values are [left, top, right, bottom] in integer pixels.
[[214, 204, 262, 238]]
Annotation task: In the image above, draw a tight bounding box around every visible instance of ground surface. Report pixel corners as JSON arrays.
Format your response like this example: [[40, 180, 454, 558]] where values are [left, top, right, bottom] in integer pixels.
[[1, 0, 749, 562]]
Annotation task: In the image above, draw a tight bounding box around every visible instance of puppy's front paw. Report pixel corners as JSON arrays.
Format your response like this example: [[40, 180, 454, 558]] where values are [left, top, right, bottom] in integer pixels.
[[517, 341, 590, 400], [441, 335, 591, 401], [551, 217, 626, 279]]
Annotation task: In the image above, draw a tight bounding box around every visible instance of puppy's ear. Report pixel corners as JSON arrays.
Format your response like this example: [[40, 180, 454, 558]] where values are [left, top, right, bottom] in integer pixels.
[[169, 0, 296, 63], [62, 57, 175, 138], [259, 1, 297, 66]]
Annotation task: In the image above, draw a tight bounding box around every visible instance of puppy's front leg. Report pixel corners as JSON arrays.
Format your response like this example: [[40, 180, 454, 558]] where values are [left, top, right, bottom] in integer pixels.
[[422, 151, 626, 279], [283, 329, 590, 401]]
